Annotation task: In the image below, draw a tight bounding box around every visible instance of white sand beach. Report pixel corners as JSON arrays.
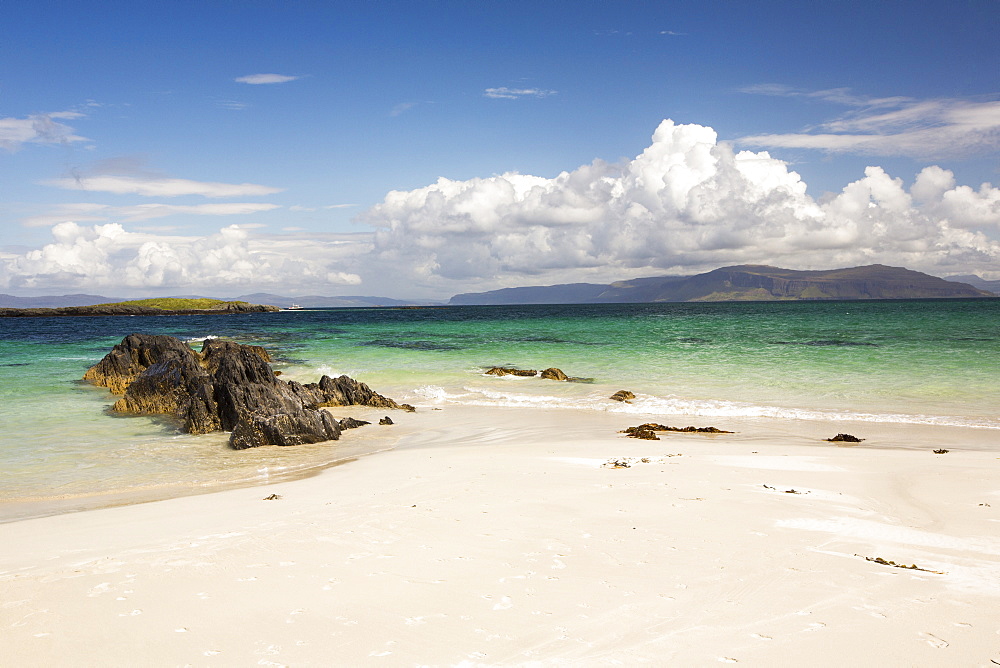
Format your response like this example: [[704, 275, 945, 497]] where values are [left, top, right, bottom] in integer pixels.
[[2, 405, 999, 666]]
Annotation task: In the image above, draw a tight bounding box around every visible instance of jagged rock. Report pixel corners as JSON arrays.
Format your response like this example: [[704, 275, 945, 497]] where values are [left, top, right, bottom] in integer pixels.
[[83, 333, 197, 394], [338, 417, 371, 430], [540, 367, 568, 381], [485, 366, 537, 377], [379, 416, 394, 425], [231, 408, 341, 450], [610, 390, 635, 403], [826, 433, 864, 443], [83, 334, 410, 449]]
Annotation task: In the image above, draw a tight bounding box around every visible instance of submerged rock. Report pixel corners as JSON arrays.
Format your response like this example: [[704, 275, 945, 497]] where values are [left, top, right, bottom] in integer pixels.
[[84, 334, 410, 449], [610, 390, 635, 403], [338, 417, 371, 430], [485, 366, 538, 377]]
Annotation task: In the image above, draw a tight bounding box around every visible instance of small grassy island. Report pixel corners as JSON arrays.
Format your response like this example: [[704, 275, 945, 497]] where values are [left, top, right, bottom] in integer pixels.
[[0, 298, 280, 318]]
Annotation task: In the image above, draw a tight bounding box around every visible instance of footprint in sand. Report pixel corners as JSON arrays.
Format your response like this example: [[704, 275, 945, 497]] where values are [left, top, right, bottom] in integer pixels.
[[118, 609, 142, 617], [87, 582, 111, 597], [919, 632, 949, 648], [493, 596, 513, 610]]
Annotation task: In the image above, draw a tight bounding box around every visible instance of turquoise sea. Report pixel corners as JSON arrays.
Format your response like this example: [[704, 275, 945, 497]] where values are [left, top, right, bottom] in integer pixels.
[[1, 300, 998, 520]]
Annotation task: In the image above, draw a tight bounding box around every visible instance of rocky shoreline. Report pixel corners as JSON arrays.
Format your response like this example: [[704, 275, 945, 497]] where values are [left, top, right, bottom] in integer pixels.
[[0, 302, 279, 317], [84, 334, 413, 449]]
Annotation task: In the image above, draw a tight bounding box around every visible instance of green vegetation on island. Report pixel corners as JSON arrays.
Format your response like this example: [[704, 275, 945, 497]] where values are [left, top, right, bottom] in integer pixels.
[[0, 298, 279, 318], [93, 298, 255, 310]]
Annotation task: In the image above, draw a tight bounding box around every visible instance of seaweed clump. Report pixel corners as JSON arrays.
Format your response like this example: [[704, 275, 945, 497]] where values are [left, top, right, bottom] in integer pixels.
[[622, 423, 733, 440]]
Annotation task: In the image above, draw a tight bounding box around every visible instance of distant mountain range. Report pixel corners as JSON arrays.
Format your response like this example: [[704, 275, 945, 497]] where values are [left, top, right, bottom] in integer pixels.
[[449, 265, 996, 305], [945, 274, 1000, 294], [2, 265, 994, 309], [230, 293, 442, 308]]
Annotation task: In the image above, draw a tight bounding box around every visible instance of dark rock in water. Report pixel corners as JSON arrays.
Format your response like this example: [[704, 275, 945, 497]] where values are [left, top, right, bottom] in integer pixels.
[[826, 433, 864, 443], [83, 333, 409, 449], [83, 333, 197, 394], [232, 408, 341, 449], [338, 417, 371, 430], [485, 366, 537, 377], [379, 416, 394, 425], [622, 423, 734, 437], [540, 367, 568, 381], [610, 390, 635, 403]]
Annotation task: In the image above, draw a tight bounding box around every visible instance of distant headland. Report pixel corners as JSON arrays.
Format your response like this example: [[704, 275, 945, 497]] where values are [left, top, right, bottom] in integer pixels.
[[450, 264, 997, 305], [0, 298, 280, 318]]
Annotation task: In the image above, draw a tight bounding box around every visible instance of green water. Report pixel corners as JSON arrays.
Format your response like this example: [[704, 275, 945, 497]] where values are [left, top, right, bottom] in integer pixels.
[[1, 300, 997, 518]]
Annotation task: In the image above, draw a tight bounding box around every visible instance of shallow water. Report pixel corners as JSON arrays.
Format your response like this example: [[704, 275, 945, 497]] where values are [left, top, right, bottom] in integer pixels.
[[1, 299, 998, 518]]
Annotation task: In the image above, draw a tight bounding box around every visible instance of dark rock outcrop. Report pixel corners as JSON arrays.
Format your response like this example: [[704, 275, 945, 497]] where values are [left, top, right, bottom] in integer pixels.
[[540, 367, 568, 381], [379, 416, 394, 425], [610, 390, 636, 403], [826, 433, 864, 443], [84, 334, 410, 449]]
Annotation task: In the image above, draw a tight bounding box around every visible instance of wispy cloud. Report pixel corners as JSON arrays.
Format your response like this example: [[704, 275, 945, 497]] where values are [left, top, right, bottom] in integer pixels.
[[739, 87, 1000, 159], [739, 84, 912, 109], [234, 73, 301, 85], [217, 100, 250, 110], [659, 30, 686, 36], [0, 112, 88, 151], [47, 174, 284, 198], [22, 202, 281, 227], [288, 203, 357, 212], [390, 101, 418, 117], [484, 87, 557, 100]]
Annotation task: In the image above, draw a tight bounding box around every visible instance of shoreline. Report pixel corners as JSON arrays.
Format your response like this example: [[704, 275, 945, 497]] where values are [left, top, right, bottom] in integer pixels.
[[2, 404, 998, 664], [0, 406, 407, 525]]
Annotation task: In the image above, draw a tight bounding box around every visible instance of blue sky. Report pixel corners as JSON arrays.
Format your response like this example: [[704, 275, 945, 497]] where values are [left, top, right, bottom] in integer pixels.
[[2, 1, 998, 298]]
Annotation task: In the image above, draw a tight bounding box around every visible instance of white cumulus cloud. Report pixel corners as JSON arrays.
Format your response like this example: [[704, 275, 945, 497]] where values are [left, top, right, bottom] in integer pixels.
[[361, 119, 1000, 292], [0, 223, 366, 292]]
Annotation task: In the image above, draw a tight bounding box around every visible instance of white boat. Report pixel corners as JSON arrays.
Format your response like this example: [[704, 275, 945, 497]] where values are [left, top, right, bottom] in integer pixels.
[[287, 303, 303, 310]]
